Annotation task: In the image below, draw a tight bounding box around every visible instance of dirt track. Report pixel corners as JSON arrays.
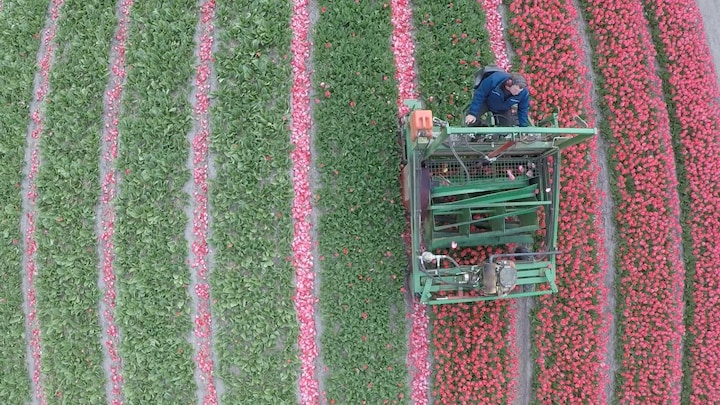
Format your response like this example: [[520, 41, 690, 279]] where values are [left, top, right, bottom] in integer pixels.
[[697, 0, 720, 85]]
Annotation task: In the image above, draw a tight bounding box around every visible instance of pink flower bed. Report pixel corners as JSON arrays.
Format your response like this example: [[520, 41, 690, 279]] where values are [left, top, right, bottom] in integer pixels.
[[477, 0, 509, 70], [391, 0, 416, 117], [389, 1, 431, 404], [640, 0, 720, 402], [290, 0, 319, 403], [188, 1, 218, 404], [504, 0, 609, 402], [575, 0, 685, 402], [99, 1, 134, 404], [21, 1, 65, 404]]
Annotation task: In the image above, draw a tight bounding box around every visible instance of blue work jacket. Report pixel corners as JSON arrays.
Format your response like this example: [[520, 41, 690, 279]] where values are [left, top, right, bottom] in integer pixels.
[[468, 72, 530, 126]]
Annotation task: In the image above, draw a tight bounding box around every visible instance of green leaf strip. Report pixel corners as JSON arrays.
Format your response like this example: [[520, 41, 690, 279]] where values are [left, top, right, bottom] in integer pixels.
[[0, 0, 49, 402], [115, 1, 198, 402], [18, 1, 65, 403], [208, 1, 298, 402], [314, 1, 410, 402]]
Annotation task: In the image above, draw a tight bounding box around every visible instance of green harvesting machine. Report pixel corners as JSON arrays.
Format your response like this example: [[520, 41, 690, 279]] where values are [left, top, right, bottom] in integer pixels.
[[399, 99, 596, 305]]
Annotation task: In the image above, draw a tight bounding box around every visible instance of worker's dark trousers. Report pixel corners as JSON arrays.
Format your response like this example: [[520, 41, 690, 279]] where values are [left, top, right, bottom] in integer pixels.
[[469, 103, 517, 126]]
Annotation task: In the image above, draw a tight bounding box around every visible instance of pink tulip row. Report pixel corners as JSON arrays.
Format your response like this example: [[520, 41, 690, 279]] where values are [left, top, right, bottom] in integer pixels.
[[290, 0, 320, 404], [21, 2, 65, 404], [504, 0, 610, 402], [98, 1, 133, 404], [188, 1, 218, 404], [388, 1, 431, 403], [577, 0, 686, 402], [639, 0, 720, 402], [477, 0, 510, 70]]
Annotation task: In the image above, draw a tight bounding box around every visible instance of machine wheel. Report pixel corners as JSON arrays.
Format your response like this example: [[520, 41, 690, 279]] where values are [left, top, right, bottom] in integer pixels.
[[514, 245, 532, 261], [398, 116, 408, 165]]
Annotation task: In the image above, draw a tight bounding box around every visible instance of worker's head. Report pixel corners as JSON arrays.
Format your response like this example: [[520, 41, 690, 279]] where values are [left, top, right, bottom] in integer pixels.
[[504, 73, 527, 96]]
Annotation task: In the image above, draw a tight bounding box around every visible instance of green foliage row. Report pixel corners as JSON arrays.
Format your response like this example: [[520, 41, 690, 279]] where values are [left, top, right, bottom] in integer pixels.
[[34, 2, 116, 403], [0, 0, 49, 402], [413, 0, 495, 122], [312, 1, 410, 402], [208, 0, 299, 403], [114, 1, 198, 403]]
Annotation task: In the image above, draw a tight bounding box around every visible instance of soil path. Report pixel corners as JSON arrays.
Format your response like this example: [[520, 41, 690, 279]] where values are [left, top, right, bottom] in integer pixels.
[[696, 0, 720, 85], [569, 0, 620, 401], [184, 0, 221, 403], [20, 1, 65, 404], [306, 0, 328, 403], [96, 0, 133, 403]]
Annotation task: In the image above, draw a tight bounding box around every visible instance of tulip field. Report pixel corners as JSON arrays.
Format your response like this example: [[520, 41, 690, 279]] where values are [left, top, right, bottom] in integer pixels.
[[2, 0, 720, 403]]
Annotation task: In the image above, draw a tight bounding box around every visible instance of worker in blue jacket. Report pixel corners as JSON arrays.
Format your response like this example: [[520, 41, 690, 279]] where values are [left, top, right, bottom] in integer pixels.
[[465, 72, 530, 127]]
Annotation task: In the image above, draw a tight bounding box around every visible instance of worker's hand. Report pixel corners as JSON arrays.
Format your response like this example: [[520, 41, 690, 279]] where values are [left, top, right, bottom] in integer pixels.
[[465, 114, 477, 125]]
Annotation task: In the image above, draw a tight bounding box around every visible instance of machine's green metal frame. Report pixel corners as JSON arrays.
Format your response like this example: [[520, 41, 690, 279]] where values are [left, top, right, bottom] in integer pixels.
[[401, 99, 596, 305]]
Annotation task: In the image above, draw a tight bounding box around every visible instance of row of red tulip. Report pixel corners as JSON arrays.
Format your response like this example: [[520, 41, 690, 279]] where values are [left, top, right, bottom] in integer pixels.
[[20, 1, 65, 404], [188, 1, 218, 404], [575, 0, 686, 402], [504, 0, 611, 402], [428, 2, 517, 402], [289, 0, 320, 403], [98, 1, 133, 404], [639, 0, 720, 402], [431, 247, 518, 404]]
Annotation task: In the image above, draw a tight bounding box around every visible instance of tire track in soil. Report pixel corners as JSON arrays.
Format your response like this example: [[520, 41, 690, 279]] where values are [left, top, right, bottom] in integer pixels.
[[289, 0, 321, 403], [569, 0, 618, 400], [97, 0, 133, 403], [19, 1, 64, 404], [184, 0, 221, 403]]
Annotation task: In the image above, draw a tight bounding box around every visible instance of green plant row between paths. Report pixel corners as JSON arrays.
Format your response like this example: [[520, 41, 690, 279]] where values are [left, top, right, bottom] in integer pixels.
[[115, 1, 197, 402], [0, 0, 49, 402], [208, 0, 298, 403], [313, 1, 409, 402]]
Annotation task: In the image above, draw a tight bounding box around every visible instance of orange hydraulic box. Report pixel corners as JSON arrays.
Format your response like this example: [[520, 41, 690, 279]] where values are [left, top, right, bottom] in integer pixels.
[[409, 110, 433, 142]]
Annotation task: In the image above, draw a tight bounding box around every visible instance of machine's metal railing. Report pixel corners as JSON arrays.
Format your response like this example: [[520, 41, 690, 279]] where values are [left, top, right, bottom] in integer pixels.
[[400, 99, 596, 305]]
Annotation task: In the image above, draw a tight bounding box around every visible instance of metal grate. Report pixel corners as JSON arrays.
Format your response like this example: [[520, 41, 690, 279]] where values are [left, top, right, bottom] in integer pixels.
[[426, 156, 543, 187]]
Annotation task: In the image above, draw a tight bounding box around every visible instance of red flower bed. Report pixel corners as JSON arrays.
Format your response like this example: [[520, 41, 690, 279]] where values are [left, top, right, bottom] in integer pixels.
[[430, 247, 517, 405], [504, 0, 609, 402], [639, 1, 720, 402], [574, 0, 685, 402]]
